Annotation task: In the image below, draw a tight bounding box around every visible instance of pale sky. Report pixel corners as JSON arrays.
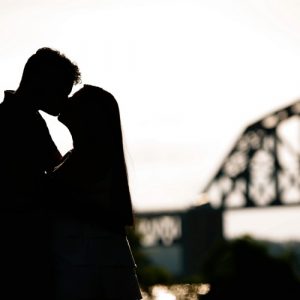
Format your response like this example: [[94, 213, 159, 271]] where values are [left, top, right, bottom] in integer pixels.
[[1, 0, 300, 240]]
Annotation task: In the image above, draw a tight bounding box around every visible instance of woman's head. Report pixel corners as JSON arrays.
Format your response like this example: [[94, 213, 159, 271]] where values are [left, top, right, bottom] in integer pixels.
[[59, 84, 120, 150]]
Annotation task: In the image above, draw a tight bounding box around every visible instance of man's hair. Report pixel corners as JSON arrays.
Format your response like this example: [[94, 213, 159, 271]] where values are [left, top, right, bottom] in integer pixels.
[[19, 47, 81, 87]]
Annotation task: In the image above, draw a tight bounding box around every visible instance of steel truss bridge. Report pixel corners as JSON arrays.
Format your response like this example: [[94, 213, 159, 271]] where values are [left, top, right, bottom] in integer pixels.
[[203, 100, 300, 210]]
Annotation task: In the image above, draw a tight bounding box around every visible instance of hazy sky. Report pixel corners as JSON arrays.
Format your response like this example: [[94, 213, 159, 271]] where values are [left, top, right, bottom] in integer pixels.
[[1, 0, 300, 224]]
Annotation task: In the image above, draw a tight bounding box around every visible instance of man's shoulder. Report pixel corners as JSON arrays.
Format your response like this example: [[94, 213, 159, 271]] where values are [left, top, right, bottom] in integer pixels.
[[0, 90, 17, 113], [0, 92, 48, 134], [0, 100, 12, 122]]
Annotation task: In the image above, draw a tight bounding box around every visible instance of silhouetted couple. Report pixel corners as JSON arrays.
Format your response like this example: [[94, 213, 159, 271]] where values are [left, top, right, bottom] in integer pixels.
[[0, 48, 142, 300]]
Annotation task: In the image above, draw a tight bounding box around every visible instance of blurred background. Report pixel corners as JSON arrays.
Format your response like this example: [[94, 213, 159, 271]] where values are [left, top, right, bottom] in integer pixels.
[[2, 0, 300, 298]]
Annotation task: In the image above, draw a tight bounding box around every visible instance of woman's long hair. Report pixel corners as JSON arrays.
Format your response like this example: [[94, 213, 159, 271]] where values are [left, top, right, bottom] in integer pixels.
[[70, 85, 134, 227]]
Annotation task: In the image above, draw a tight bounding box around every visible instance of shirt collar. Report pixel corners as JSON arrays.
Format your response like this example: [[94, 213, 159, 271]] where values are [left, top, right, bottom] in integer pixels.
[[3, 90, 38, 114]]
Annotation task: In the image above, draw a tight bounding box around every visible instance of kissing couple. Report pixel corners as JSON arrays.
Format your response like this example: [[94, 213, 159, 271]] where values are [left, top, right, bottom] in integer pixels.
[[0, 47, 142, 300]]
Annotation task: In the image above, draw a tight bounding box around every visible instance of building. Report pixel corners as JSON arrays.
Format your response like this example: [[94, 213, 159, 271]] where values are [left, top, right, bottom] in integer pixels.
[[135, 203, 223, 278]]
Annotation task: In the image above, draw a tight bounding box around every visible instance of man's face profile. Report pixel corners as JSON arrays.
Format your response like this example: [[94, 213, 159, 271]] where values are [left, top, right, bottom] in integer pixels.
[[35, 74, 73, 116]]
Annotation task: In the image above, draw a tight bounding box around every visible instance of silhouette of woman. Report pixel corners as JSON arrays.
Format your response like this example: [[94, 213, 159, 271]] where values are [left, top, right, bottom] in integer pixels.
[[50, 85, 142, 300]]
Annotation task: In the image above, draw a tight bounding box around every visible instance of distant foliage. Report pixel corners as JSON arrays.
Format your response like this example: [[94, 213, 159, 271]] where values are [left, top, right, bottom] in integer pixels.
[[200, 235, 300, 299]]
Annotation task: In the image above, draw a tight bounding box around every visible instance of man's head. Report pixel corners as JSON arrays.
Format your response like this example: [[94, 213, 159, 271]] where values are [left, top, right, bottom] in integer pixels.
[[17, 47, 81, 115]]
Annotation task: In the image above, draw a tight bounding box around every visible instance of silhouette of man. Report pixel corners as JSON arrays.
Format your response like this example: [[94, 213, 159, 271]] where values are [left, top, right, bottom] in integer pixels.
[[0, 48, 81, 299]]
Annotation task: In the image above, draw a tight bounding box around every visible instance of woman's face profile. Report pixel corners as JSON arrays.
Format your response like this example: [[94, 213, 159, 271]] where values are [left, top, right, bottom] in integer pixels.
[[58, 91, 84, 136]]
